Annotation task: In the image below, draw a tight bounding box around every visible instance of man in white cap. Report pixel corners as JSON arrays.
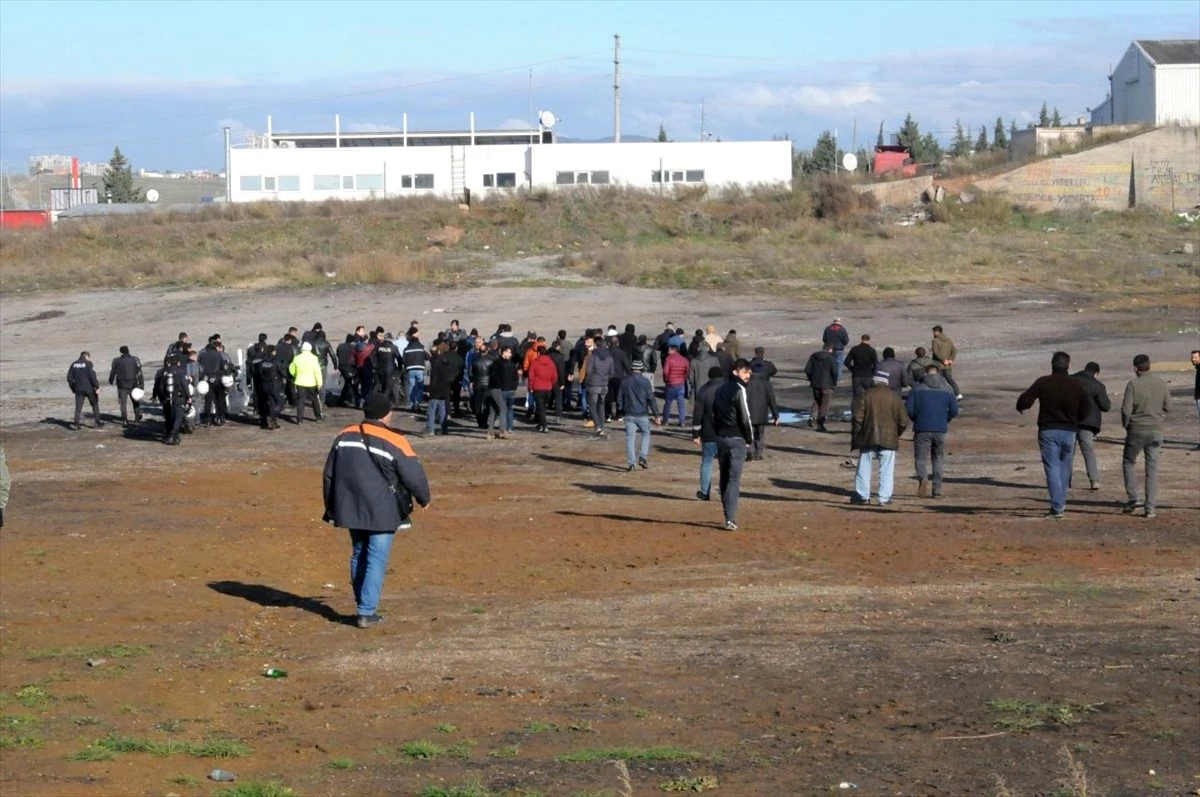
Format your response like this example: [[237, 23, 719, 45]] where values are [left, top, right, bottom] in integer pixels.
[[822, 316, 850, 385], [290, 341, 325, 423], [850, 372, 907, 506]]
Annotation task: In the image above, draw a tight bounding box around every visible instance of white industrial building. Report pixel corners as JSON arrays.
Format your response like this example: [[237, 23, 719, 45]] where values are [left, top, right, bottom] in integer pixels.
[[225, 113, 793, 203], [1090, 40, 1200, 127]]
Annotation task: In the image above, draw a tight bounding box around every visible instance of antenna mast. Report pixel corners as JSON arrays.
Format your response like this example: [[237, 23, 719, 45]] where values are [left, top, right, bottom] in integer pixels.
[[613, 34, 622, 143]]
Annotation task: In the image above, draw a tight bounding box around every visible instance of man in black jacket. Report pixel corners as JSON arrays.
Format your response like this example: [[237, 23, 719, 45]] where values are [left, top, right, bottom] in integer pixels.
[[335, 334, 359, 408], [108, 346, 145, 426], [1016, 351, 1089, 519], [254, 345, 286, 430], [822, 316, 850, 384], [746, 367, 779, 461], [323, 393, 431, 628], [706, 359, 755, 530], [691, 366, 725, 502], [68, 351, 103, 430], [1071, 361, 1110, 490], [804, 344, 837, 432], [844, 334, 879, 402]]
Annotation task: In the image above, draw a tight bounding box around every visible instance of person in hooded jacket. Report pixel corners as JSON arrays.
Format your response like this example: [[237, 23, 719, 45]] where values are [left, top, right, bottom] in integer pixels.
[[583, 336, 614, 436], [527, 344, 559, 433], [335, 334, 360, 408], [108, 345, 145, 426], [906, 364, 960, 499], [606, 337, 632, 422], [1071, 361, 1110, 491]]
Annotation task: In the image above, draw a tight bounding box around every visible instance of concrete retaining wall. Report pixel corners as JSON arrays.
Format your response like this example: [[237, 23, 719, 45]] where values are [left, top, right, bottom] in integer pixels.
[[976, 126, 1200, 212], [852, 175, 933, 208]]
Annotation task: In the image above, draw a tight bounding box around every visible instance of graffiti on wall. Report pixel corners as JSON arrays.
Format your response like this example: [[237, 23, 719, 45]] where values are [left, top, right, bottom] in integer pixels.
[[996, 162, 1128, 207]]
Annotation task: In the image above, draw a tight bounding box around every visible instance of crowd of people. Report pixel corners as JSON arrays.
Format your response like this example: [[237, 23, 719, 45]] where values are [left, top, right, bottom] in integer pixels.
[[64, 317, 1198, 529]]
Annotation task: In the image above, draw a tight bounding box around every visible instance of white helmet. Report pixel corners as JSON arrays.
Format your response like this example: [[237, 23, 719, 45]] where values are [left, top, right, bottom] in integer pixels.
[[130, 387, 145, 401], [186, 405, 197, 421], [196, 379, 210, 396], [221, 375, 235, 389]]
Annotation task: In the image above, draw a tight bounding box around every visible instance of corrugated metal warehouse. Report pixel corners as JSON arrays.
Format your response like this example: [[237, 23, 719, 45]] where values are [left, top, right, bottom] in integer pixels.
[[1091, 39, 1200, 126]]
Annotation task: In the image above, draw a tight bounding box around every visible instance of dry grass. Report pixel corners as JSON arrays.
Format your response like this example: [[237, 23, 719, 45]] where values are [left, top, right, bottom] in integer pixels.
[[0, 189, 1195, 304]]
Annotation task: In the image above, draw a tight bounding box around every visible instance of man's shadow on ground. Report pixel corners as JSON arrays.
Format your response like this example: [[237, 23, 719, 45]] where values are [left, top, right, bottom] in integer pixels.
[[207, 581, 351, 625]]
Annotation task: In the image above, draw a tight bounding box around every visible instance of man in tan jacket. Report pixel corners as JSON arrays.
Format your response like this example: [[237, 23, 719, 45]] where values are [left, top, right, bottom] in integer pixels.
[[931, 325, 963, 400], [851, 373, 908, 506]]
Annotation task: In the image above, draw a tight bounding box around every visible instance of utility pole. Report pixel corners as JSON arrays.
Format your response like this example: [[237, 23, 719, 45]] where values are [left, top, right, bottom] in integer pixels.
[[613, 34, 621, 144]]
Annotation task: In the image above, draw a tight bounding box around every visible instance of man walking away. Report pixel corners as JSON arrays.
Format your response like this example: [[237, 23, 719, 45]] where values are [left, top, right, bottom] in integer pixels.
[[336, 334, 359, 408], [931, 325, 963, 400], [1120, 354, 1170, 518], [67, 351, 102, 430], [822, 316, 850, 385], [527, 343, 559, 433], [323, 393, 431, 628], [804, 344, 837, 432], [291, 341, 325, 423], [661, 344, 690, 426], [109, 346, 145, 426], [746, 366, 779, 461], [584, 336, 614, 437], [1016, 351, 1089, 519], [426, 342, 455, 436], [691, 366, 725, 502], [618, 361, 659, 470], [877, 347, 910, 394], [1072, 361, 1110, 490], [851, 374, 907, 506], [907, 347, 935, 387], [710, 359, 755, 530], [255, 344, 285, 430], [844, 334, 879, 403], [906, 363, 959, 498], [153, 355, 190, 444]]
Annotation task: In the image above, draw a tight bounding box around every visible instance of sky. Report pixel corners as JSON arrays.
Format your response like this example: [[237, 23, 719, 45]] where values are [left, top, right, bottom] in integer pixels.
[[1, 0, 1197, 171]]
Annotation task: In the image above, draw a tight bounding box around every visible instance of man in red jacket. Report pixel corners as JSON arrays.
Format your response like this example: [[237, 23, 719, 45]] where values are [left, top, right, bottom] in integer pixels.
[[660, 344, 690, 426], [526, 344, 559, 433]]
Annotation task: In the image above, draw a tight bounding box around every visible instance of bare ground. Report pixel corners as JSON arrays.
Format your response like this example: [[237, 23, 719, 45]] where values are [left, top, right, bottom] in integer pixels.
[[1, 268, 1198, 796]]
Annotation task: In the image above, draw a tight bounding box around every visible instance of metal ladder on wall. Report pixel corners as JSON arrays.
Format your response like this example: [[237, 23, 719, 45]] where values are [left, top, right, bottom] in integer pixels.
[[450, 146, 466, 203]]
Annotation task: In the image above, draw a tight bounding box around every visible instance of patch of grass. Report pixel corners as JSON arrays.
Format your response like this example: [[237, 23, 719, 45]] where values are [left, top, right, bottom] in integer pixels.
[[466, 605, 487, 614], [418, 782, 493, 797], [327, 757, 355, 769], [72, 715, 101, 726], [488, 744, 519, 759], [2, 713, 40, 729], [986, 698, 1101, 733], [27, 643, 151, 662], [434, 723, 459, 733], [0, 734, 43, 750], [71, 745, 117, 761], [167, 774, 201, 786], [216, 782, 295, 797], [400, 739, 447, 759], [14, 685, 52, 708], [525, 721, 554, 734], [632, 708, 650, 719], [187, 736, 253, 758], [557, 746, 703, 763], [659, 774, 720, 792]]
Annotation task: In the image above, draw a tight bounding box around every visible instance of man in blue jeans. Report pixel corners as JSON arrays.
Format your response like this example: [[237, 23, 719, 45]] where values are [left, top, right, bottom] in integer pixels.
[[323, 393, 432, 628], [691, 365, 726, 501], [618, 361, 659, 471], [1016, 351, 1089, 519], [706, 360, 755, 531]]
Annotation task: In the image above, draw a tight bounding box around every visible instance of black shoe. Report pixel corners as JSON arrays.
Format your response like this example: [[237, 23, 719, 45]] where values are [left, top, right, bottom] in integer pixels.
[[627, 464, 637, 472], [696, 490, 710, 501], [356, 613, 384, 628], [1120, 499, 1141, 514], [849, 495, 869, 505], [638, 458, 648, 469], [95, 422, 104, 429]]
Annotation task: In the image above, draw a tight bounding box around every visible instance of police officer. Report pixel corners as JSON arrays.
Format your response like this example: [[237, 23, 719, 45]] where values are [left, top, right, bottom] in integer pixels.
[[67, 351, 103, 430], [335, 333, 359, 408], [371, 331, 401, 407], [255, 344, 286, 430], [108, 345, 145, 426], [153, 355, 191, 445], [198, 336, 229, 426], [245, 333, 270, 417]]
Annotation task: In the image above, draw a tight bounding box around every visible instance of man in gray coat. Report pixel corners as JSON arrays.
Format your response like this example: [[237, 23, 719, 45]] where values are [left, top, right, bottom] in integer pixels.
[[1071, 361, 1110, 491], [1120, 354, 1170, 518]]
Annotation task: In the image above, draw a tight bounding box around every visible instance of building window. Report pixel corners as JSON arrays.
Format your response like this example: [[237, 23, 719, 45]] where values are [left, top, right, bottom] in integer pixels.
[[357, 174, 384, 190], [650, 170, 662, 183], [401, 175, 413, 188], [590, 171, 610, 184], [263, 176, 277, 191], [556, 171, 575, 185], [482, 174, 495, 188], [685, 170, 705, 183], [496, 172, 516, 188], [342, 175, 355, 190], [278, 175, 300, 191], [671, 171, 683, 183], [239, 176, 261, 191], [314, 175, 340, 190], [413, 174, 434, 189]]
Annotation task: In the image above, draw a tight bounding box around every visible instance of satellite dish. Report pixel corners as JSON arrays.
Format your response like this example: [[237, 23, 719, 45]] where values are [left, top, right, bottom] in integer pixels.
[[538, 110, 557, 129], [841, 153, 859, 172], [145, 189, 160, 203]]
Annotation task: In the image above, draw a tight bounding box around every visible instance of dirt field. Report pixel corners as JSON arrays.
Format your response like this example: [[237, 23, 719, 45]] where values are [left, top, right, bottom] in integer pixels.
[[1, 274, 1198, 796]]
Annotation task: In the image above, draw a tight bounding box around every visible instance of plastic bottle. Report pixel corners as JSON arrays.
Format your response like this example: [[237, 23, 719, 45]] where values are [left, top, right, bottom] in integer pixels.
[[263, 667, 287, 678], [208, 769, 237, 782]]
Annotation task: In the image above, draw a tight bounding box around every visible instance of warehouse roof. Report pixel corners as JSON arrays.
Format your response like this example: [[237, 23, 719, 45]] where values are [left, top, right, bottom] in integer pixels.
[[1136, 39, 1200, 66]]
